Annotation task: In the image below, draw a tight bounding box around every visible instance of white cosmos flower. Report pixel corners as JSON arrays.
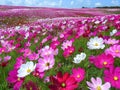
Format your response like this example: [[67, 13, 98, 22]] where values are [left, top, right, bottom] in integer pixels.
[[73, 52, 86, 64], [87, 37, 105, 50], [110, 29, 117, 36], [17, 61, 36, 78]]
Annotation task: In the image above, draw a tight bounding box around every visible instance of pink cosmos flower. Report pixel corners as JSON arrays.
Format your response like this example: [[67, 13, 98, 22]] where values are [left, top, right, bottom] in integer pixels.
[[61, 40, 72, 50], [0, 47, 6, 54], [39, 46, 58, 58], [50, 40, 60, 49], [115, 31, 120, 36], [28, 52, 39, 61], [75, 29, 85, 39], [105, 45, 120, 58], [14, 56, 25, 69], [32, 68, 45, 79], [24, 41, 31, 47], [104, 66, 120, 89], [7, 69, 24, 90], [63, 46, 75, 58], [37, 56, 55, 72], [87, 77, 111, 90], [4, 55, 11, 62], [104, 38, 119, 45], [23, 48, 32, 57], [89, 53, 114, 69], [71, 67, 85, 83]]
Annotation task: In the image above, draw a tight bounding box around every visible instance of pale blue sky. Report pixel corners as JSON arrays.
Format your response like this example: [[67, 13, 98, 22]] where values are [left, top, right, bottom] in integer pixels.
[[0, 0, 120, 8]]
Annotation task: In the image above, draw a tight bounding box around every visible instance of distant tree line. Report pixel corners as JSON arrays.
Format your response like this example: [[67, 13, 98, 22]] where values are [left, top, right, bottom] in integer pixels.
[[96, 6, 120, 8], [82, 6, 120, 8]]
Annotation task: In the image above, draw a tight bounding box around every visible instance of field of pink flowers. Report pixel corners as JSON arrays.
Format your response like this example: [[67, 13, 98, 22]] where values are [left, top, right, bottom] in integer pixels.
[[0, 6, 120, 90]]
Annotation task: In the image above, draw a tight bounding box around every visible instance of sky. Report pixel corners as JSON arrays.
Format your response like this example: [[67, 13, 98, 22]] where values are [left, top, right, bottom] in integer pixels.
[[0, 0, 120, 8]]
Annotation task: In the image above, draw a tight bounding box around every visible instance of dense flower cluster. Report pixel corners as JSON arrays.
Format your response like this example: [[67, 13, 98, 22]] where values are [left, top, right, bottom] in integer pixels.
[[0, 14, 120, 90]]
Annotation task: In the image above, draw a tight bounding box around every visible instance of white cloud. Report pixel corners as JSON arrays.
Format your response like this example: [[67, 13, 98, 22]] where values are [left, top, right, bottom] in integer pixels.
[[59, 0, 63, 6], [38, 1, 61, 7], [0, 0, 63, 7], [70, 1, 74, 5], [111, 0, 120, 5], [95, 2, 102, 7]]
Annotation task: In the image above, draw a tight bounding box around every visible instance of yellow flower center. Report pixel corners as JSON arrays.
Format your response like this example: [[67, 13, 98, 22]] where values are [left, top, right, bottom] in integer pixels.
[[114, 76, 118, 81], [2, 50, 4, 52], [103, 61, 107, 65], [17, 78, 20, 81], [30, 87, 32, 90], [94, 43, 99, 46], [77, 74, 80, 78], [69, 50, 73, 53], [9, 48, 12, 51], [45, 62, 50, 67], [61, 83, 66, 87], [115, 50, 119, 53], [36, 73, 39, 76], [96, 86, 101, 90], [27, 68, 31, 73]]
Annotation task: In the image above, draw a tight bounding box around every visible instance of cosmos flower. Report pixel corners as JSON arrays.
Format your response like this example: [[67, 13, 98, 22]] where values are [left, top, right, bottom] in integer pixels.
[[32, 68, 45, 79], [71, 67, 85, 83], [7, 69, 24, 90], [50, 40, 60, 49], [61, 40, 72, 50], [28, 52, 39, 61], [0, 47, 6, 54], [104, 38, 119, 45], [104, 66, 120, 89], [110, 29, 117, 36], [89, 53, 114, 69], [14, 56, 25, 69], [25, 81, 39, 90], [73, 52, 86, 64], [39, 46, 58, 58], [63, 46, 75, 58], [4, 55, 11, 62], [87, 77, 111, 90], [49, 72, 78, 90], [87, 37, 105, 50], [23, 48, 32, 57], [37, 56, 55, 72], [105, 45, 120, 58], [17, 61, 36, 78]]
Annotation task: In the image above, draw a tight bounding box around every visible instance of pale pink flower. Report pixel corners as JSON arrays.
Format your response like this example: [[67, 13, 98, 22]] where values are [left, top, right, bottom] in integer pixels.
[[61, 40, 72, 50], [87, 77, 111, 90], [105, 45, 120, 58], [104, 38, 119, 45]]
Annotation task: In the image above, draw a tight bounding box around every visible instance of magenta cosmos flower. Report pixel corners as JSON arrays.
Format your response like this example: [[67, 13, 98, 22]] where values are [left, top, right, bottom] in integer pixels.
[[63, 46, 75, 58], [89, 53, 114, 69], [71, 67, 85, 83], [37, 56, 55, 72], [105, 45, 120, 58], [49, 72, 78, 90], [50, 40, 60, 49], [7, 69, 24, 90], [87, 77, 111, 90], [104, 66, 120, 89]]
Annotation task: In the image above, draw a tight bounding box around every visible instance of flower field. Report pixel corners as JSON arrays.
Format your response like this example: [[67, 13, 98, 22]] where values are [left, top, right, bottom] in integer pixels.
[[0, 6, 120, 90]]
